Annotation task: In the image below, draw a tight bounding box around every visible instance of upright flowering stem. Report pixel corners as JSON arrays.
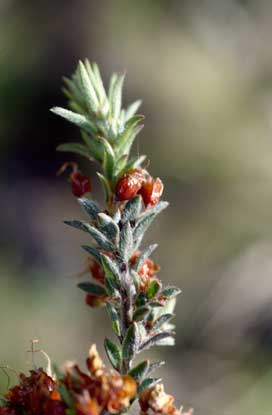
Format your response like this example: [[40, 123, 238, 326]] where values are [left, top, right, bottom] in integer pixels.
[[51, 60, 184, 414], [0, 60, 192, 415], [51, 58, 181, 392]]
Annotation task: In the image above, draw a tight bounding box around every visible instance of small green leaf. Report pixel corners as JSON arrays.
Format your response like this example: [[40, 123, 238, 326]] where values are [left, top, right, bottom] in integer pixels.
[[122, 322, 139, 362], [131, 270, 140, 293], [104, 338, 121, 371], [68, 100, 85, 114], [152, 314, 175, 331], [81, 132, 104, 162], [142, 200, 169, 219], [133, 306, 150, 321], [106, 302, 121, 337], [160, 286, 181, 299], [97, 172, 112, 204], [133, 215, 153, 244], [117, 115, 144, 153], [86, 225, 114, 251], [136, 292, 148, 307], [51, 107, 96, 134], [105, 277, 116, 297], [56, 143, 92, 159], [146, 280, 161, 300], [84, 60, 106, 104], [125, 100, 142, 121], [139, 332, 175, 351], [119, 222, 134, 261], [78, 198, 100, 220], [77, 282, 106, 296], [138, 378, 162, 396], [108, 73, 118, 103], [63, 76, 85, 107], [117, 124, 144, 158], [137, 321, 147, 343], [121, 196, 142, 223], [64, 221, 114, 251], [125, 115, 145, 129], [98, 213, 119, 241], [110, 73, 125, 119], [92, 62, 107, 102], [128, 360, 149, 382], [100, 137, 115, 178], [113, 209, 121, 224], [84, 60, 97, 85], [153, 336, 175, 347], [81, 245, 101, 264], [133, 201, 169, 244], [64, 219, 89, 232], [101, 254, 121, 288], [114, 154, 128, 178], [78, 60, 99, 113]]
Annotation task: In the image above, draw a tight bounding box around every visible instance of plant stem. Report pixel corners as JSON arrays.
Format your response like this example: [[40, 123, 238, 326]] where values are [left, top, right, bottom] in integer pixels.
[[120, 263, 133, 374]]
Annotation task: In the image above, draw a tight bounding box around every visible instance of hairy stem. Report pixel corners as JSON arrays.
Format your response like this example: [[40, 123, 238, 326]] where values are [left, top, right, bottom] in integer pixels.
[[120, 263, 133, 374]]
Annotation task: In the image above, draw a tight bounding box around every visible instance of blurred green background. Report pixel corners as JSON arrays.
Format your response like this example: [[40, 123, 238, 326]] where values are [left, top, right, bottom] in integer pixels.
[[1, 0, 272, 413]]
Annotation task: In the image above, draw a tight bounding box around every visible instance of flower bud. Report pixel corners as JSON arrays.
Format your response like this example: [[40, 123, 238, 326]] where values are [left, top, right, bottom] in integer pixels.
[[115, 169, 146, 201], [70, 171, 92, 197], [57, 162, 92, 198], [140, 177, 163, 206]]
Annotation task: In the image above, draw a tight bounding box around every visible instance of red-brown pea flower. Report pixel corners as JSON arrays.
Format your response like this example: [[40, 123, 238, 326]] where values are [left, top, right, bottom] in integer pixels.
[[70, 170, 92, 197], [57, 162, 91, 198], [140, 177, 164, 206], [115, 169, 146, 201]]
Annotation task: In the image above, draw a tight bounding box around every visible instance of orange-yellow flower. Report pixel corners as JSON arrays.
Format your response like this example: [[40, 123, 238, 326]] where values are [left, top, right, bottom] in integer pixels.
[[87, 344, 105, 378], [139, 384, 193, 415]]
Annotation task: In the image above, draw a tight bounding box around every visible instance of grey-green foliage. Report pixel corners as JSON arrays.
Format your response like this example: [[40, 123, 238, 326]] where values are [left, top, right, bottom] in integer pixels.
[[52, 60, 181, 396], [104, 338, 122, 371], [51, 60, 145, 205]]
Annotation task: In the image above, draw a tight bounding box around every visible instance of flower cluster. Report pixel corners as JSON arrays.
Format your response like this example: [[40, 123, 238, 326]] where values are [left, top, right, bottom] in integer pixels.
[[0, 346, 136, 415], [0, 369, 65, 415], [62, 344, 136, 415], [116, 168, 163, 207]]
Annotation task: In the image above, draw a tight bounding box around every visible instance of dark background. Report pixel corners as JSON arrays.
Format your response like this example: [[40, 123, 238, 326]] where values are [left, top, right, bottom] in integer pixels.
[[1, 1, 272, 413]]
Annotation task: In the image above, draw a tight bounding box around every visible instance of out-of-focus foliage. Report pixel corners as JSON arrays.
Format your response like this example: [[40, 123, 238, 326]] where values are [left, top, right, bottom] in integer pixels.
[[1, 1, 272, 414]]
